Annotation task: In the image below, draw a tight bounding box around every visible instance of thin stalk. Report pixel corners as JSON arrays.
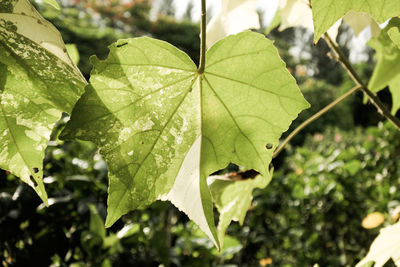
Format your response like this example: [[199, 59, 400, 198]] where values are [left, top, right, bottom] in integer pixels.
[[273, 85, 361, 158], [324, 33, 400, 131], [198, 0, 206, 74]]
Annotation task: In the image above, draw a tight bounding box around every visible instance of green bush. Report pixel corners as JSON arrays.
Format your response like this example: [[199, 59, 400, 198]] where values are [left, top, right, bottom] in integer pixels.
[[234, 122, 400, 266]]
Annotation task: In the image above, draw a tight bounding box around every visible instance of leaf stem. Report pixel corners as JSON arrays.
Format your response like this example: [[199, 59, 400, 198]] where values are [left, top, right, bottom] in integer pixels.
[[198, 0, 206, 74], [273, 85, 361, 158], [323, 33, 400, 131]]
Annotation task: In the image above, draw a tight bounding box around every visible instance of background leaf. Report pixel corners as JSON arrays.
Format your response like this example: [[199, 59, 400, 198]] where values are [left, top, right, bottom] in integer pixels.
[[41, 0, 60, 10], [368, 18, 400, 114], [0, 0, 86, 203], [206, 0, 260, 48], [311, 0, 400, 42], [279, 0, 341, 41]]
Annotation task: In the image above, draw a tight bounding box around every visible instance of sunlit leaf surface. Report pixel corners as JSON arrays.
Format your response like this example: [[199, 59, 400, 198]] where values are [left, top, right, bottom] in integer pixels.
[[61, 32, 309, 248]]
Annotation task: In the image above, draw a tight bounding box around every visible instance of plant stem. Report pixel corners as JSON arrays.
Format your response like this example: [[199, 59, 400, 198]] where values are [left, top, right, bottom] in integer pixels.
[[198, 0, 206, 74], [273, 85, 361, 158], [323, 33, 400, 131]]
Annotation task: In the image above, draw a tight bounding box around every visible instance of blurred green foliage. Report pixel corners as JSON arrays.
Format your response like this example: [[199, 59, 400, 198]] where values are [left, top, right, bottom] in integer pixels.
[[236, 122, 400, 266]]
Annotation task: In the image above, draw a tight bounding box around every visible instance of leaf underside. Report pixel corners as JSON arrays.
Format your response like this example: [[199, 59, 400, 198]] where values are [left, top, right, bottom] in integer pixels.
[[0, 0, 86, 203], [61, 31, 309, 248], [311, 0, 400, 42]]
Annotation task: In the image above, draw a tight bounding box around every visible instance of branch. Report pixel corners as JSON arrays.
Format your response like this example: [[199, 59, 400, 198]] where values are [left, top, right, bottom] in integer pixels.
[[273, 85, 361, 158], [323, 33, 400, 131], [197, 0, 206, 74]]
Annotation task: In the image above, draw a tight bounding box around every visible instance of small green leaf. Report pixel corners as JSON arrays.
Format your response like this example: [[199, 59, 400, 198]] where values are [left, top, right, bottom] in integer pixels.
[[66, 43, 80, 65], [41, 0, 60, 10], [389, 75, 400, 115], [368, 18, 400, 114], [265, 9, 281, 35], [311, 0, 400, 42], [61, 32, 309, 248], [216, 235, 243, 260], [388, 27, 400, 49], [0, 0, 86, 203], [343, 159, 362, 175], [116, 223, 140, 239], [210, 173, 269, 246], [89, 204, 106, 239]]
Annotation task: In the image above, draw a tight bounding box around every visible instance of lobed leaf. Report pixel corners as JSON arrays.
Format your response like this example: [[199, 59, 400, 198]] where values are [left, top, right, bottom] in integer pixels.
[[0, 0, 86, 203], [61, 31, 309, 248], [311, 0, 400, 42]]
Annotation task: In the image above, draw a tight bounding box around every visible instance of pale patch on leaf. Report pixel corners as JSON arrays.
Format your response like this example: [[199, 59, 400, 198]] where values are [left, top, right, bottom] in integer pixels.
[[206, 0, 260, 48], [0, 0, 86, 203], [159, 136, 217, 244], [61, 32, 309, 248], [1, 0, 79, 70], [311, 0, 400, 42], [356, 221, 400, 267]]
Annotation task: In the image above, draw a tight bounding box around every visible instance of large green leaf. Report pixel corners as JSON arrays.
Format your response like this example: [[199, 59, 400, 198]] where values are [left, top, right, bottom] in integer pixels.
[[209, 173, 269, 247], [61, 31, 309, 248], [0, 0, 86, 203], [311, 0, 400, 42], [356, 221, 400, 267], [368, 18, 400, 114]]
